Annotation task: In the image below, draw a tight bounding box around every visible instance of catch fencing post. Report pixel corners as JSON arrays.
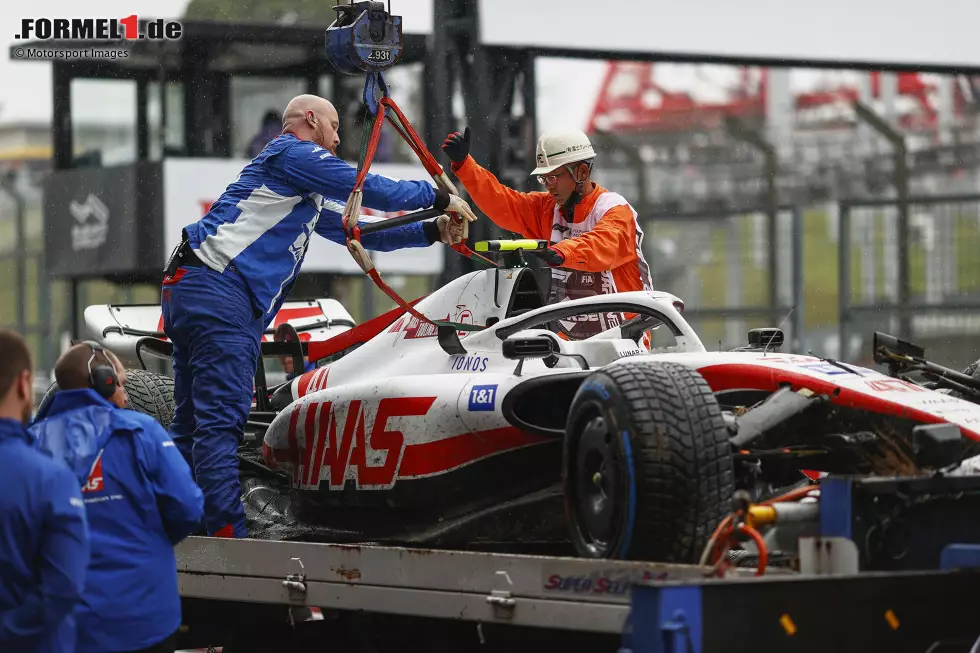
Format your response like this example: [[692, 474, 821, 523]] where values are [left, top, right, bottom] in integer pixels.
[[724, 115, 779, 322], [791, 206, 804, 352], [853, 100, 910, 338], [838, 202, 851, 361]]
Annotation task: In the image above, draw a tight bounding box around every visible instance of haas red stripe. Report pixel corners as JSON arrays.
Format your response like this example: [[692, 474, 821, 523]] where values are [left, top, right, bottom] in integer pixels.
[[697, 363, 980, 441], [284, 396, 549, 490], [399, 427, 550, 478], [296, 396, 437, 490]]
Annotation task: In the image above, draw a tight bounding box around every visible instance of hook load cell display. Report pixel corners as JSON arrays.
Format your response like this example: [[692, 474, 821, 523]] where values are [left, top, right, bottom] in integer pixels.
[[325, 1, 403, 74]]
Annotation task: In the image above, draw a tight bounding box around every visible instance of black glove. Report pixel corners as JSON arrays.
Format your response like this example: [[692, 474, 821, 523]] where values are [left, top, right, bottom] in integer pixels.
[[433, 189, 451, 212], [422, 219, 441, 244], [541, 246, 565, 267], [442, 127, 471, 165]]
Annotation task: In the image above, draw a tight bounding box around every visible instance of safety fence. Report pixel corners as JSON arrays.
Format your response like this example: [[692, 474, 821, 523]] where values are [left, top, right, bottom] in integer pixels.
[[638, 205, 804, 352], [0, 172, 55, 383], [6, 160, 979, 377], [838, 193, 980, 369]]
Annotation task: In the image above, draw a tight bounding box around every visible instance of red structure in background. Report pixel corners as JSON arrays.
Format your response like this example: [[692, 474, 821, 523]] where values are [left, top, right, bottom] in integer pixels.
[[585, 62, 976, 137]]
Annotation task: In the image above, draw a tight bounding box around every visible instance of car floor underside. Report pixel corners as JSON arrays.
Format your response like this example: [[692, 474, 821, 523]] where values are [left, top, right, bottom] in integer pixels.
[[236, 446, 574, 554]]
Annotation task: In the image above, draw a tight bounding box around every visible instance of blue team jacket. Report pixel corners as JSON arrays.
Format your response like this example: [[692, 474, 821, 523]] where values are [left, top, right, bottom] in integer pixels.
[[30, 390, 204, 653], [183, 134, 439, 320], [0, 417, 89, 653]]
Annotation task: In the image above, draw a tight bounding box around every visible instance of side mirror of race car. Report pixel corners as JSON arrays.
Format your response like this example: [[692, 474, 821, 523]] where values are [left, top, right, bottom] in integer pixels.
[[748, 327, 783, 351], [873, 331, 926, 364], [502, 335, 555, 360]]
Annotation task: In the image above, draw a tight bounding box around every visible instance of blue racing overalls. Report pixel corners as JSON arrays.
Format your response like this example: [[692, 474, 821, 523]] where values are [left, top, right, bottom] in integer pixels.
[[162, 133, 442, 536]]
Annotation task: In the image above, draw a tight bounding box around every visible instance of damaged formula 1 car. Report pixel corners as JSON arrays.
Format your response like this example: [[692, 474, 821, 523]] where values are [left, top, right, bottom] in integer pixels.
[[78, 240, 980, 565]]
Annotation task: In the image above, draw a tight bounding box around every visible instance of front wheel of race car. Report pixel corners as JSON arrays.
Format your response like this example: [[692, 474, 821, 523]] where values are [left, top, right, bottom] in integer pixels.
[[563, 360, 734, 563]]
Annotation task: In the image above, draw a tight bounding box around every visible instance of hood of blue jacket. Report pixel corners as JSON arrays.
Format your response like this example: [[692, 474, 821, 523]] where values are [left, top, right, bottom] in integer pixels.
[[29, 389, 118, 486]]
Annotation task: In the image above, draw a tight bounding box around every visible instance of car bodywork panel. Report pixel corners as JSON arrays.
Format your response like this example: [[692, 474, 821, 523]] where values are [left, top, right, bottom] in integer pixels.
[[82, 265, 980, 549]]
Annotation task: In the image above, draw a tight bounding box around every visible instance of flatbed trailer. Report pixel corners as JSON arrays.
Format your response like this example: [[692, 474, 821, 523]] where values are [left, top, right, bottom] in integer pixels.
[[174, 537, 753, 652], [173, 474, 980, 652]]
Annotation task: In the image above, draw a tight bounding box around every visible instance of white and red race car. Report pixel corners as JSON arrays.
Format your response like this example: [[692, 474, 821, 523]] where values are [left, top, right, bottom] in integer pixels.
[[78, 240, 980, 564]]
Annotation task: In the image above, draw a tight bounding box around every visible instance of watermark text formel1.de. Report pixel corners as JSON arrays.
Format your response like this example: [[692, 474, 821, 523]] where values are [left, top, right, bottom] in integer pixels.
[[15, 17, 182, 41]]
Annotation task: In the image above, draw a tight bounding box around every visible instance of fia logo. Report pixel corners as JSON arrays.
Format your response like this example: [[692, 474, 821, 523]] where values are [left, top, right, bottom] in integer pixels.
[[468, 385, 498, 411]]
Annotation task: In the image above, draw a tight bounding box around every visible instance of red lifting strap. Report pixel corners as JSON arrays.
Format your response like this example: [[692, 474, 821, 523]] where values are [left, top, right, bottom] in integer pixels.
[[340, 88, 493, 332]]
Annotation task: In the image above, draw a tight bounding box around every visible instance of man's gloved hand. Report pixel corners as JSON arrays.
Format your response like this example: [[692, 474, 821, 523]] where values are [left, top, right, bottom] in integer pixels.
[[541, 246, 565, 267], [435, 214, 465, 245], [441, 127, 471, 165], [433, 190, 479, 224]]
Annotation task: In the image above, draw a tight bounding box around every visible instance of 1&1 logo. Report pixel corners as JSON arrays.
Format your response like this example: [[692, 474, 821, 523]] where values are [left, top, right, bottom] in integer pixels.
[[15, 16, 183, 41], [468, 384, 497, 411]]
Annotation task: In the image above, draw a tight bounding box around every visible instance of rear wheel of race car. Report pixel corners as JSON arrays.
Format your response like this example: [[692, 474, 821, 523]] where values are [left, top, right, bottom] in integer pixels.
[[35, 369, 175, 430], [124, 369, 176, 430], [563, 360, 734, 563]]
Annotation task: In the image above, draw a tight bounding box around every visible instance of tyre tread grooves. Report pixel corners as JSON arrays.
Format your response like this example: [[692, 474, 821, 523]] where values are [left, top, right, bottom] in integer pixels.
[[566, 360, 734, 563]]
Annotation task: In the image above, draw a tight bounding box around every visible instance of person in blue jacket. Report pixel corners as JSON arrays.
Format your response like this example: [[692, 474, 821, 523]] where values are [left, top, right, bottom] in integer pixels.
[[161, 93, 477, 539], [31, 343, 205, 653], [0, 328, 89, 653]]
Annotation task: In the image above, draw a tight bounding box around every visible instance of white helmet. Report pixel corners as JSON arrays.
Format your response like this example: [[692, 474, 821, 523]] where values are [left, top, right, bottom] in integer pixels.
[[530, 128, 596, 176]]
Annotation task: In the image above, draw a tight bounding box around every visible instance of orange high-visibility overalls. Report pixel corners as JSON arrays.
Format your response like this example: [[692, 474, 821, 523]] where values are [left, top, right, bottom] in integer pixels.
[[452, 155, 654, 340]]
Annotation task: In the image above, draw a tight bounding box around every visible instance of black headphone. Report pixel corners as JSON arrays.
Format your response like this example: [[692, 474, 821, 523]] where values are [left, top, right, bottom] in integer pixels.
[[85, 342, 119, 400]]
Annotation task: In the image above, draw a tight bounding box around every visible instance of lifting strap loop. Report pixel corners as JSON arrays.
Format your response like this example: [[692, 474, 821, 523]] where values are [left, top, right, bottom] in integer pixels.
[[342, 70, 490, 333]]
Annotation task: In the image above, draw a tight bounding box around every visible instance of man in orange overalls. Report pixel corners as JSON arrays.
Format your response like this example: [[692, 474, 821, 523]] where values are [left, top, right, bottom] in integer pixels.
[[442, 127, 654, 340]]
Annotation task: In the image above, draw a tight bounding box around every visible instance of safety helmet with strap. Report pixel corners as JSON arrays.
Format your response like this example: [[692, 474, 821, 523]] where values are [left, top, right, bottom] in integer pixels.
[[531, 128, 597, 218], [530, 128, 596, 176]]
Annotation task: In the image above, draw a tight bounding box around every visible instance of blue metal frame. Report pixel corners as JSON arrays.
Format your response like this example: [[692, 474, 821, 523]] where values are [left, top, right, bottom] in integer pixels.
[[818, 476, 852, 539], [622, 475, 980, 652], [623, 584, 702, 653], [940, 544, 980, 570]]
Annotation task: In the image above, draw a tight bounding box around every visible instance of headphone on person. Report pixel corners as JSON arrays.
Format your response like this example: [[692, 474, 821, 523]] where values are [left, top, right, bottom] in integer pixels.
[[85, 341, 119, 399]]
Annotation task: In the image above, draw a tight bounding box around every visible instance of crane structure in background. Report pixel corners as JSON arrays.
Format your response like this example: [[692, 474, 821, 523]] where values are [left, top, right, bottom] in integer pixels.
[[583, 62, 980, 211], [587, 62, 978, 137]]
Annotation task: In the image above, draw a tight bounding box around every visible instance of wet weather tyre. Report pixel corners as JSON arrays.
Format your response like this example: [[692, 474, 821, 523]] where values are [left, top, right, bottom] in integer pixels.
[[34, 369, 175, 430], [563, 360, 733, 563], [35, 380, 60, 421], [124, 369, 176, 430]]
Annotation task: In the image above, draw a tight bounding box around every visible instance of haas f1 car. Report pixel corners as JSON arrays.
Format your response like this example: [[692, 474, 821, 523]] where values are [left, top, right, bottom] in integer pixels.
[[79, 240, 980, 564]]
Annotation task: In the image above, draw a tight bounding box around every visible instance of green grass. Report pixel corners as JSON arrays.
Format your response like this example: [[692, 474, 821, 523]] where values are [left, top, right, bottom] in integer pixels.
[[693, 217, 767, 309], [801, 208, 839, 328], [642, 206, 980, 348], [847, 210, 980, 305]]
